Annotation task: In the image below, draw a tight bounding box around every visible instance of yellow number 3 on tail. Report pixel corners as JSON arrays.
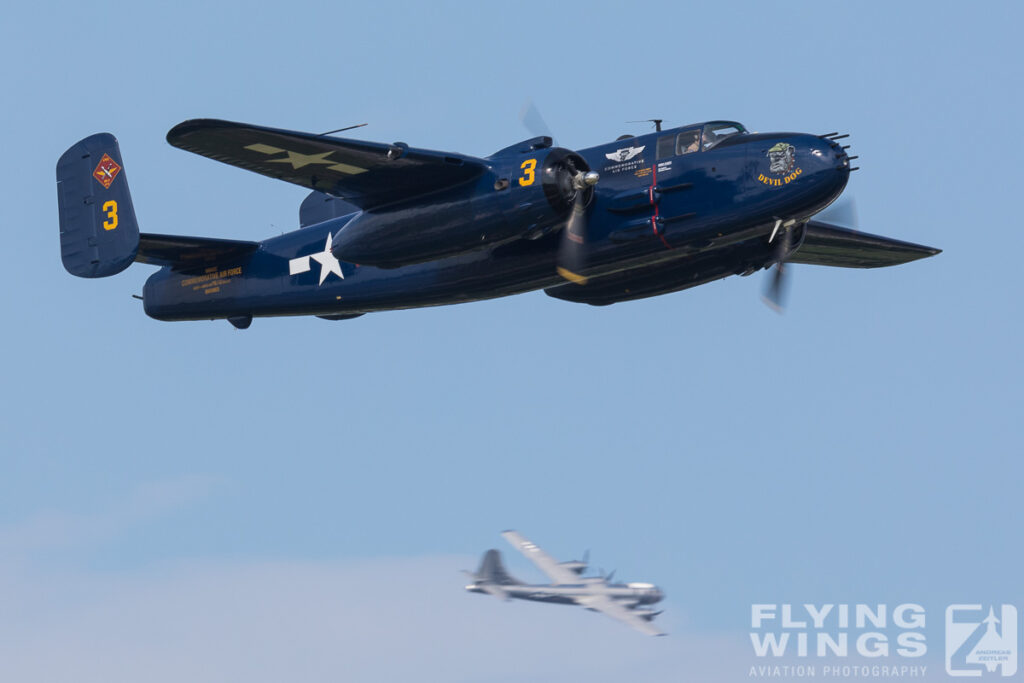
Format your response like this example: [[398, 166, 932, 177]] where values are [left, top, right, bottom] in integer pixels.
[[102, 200, 118, 231]]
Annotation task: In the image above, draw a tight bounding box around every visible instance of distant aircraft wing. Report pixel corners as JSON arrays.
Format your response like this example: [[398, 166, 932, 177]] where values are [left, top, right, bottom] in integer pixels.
[[166, 119, 488, 211], [577, 594, 666, 637], [790, 221, 941, 268], [501, 531, 579, 585]]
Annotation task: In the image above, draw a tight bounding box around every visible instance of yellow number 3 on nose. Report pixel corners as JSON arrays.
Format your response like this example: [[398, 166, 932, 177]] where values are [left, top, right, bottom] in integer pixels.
[[519, 159, 536, 187]]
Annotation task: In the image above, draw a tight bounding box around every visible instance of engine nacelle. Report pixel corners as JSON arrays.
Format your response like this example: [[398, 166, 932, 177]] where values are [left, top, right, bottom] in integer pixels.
[[329, 143, 592, 268]]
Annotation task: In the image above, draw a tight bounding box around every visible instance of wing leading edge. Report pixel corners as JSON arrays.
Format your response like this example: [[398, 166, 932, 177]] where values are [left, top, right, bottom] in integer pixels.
[[501, 530, 580, 585], [166, 119, 488, 211], [577, 593, 666, 637], [791, 220, 941, 268]]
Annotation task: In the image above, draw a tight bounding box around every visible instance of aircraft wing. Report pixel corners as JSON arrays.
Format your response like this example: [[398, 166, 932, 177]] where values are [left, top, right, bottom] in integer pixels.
[[790, 221, 941, 268], [577, 593, 665, 636], [166, 119, 488, 211], [501, 531, 580, 585]]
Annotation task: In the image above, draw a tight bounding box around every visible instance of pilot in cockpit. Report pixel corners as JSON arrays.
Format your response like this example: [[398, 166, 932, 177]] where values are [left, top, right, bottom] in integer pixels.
[[702, 128, 718, 150], [678, 130, 700, 154]]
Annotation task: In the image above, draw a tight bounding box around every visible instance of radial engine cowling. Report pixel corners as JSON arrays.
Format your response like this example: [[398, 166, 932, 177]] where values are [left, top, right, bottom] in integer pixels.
[[329, 145, 593, 268]]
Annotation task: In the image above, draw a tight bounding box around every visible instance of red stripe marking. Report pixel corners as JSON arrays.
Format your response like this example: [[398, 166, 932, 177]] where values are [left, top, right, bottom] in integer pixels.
[[649, 164, 672, 250]]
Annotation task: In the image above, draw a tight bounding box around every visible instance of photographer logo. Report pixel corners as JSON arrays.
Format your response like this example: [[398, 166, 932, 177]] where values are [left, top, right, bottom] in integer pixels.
[[946, 605, 1018, 677]]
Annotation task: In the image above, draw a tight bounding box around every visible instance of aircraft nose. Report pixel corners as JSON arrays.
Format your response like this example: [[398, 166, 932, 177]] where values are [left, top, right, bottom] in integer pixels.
[[795, 132, 853, 212], [818, 132, 856, 172]]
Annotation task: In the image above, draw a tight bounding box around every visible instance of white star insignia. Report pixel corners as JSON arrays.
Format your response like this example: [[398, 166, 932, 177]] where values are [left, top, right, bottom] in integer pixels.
[[311, 233, 344, 285], [288, 234, 344, 285]]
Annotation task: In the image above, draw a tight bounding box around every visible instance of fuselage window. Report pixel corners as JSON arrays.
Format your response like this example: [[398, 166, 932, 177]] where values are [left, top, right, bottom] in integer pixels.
[[676, 130, 700, 155], [656, 135, 675, 160]]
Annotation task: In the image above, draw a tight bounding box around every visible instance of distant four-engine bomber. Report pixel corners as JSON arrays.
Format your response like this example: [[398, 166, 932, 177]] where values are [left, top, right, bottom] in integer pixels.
[[466, 531, 667, 636]]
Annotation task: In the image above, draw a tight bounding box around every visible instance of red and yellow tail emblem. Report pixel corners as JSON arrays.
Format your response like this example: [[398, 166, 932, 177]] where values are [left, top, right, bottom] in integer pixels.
[[92, 153, 121, 189]]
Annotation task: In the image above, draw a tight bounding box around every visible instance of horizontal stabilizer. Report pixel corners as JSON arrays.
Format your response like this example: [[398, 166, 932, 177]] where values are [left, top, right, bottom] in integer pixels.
[[791, 220, 940, 268], [135, 233, 259, 269], [478, 583, 511, 601], [166, 119, 488, 210]]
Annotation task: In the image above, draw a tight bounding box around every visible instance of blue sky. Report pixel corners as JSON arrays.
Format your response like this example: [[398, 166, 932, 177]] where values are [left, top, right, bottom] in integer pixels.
[[1, 1, 1021, 680]]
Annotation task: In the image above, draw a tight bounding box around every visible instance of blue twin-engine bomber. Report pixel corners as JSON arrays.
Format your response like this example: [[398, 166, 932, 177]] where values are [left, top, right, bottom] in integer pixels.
[[56, 118, 938, 327]]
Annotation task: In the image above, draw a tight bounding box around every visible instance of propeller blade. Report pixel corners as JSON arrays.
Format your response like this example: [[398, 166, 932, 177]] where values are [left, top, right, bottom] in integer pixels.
[[762, 226, 794, 313], [606, 570, 616, 583], [520, 100, 556, 144], [557, 190, 588, 284], [817, 196, 858, 228], [556, 171, 599, 285], [762, 262, 787, 313]]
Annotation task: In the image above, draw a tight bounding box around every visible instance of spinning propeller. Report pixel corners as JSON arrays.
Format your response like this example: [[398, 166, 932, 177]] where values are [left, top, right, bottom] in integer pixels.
[[519, 100, 556, 144], [521, 102, 600, 285], [762, 220, 795, 314], [762, 197, 858, 313], [555, 165, 600, 284], [819, 196, 858, 229]]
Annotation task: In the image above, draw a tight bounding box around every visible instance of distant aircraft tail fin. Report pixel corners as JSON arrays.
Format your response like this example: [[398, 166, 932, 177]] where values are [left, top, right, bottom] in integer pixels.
[[57, 133, 141, 278], [475, 549, 520, 585]]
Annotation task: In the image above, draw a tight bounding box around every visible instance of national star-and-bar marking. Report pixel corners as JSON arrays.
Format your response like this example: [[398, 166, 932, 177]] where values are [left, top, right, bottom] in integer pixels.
[[244, 143, 367, 175], [288, 234, 345, 285]]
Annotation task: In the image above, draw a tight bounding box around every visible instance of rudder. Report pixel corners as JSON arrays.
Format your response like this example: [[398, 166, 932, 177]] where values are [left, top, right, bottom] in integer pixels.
[[476, 549, 518, 585], [57, 133, 140, 278]]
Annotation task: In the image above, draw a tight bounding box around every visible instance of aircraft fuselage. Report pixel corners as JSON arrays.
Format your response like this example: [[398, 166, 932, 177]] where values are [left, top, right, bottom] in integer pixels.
[[467, 581, 664, 607]]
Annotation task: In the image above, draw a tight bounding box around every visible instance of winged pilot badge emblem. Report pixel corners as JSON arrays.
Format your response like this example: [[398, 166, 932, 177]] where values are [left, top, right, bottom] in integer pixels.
[[605, 145, 645, 162]]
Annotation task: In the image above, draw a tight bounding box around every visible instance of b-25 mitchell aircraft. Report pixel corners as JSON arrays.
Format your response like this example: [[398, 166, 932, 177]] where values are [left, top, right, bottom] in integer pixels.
[[56, 117, 939, 327], [465, 530, 666, 636]]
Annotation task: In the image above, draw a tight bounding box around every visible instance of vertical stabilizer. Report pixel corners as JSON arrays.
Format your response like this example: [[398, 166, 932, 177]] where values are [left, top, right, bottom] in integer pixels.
[[57, 133, 140, 277], [475, 549, 520, 585]]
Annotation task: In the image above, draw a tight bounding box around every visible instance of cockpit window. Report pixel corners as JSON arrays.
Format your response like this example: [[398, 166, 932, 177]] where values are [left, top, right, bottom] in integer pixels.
[[702, 122, 746, 150], [676, 130, 700, 155]]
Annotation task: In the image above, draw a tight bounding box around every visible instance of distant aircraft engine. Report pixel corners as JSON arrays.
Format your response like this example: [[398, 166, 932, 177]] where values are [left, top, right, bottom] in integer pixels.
[[328, 144, 594, 268]]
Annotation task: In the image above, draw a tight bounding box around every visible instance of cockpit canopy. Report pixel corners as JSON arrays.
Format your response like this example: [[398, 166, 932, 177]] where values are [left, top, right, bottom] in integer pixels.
[[656, 121, 747, 159], [701, 121, 746, 150]]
